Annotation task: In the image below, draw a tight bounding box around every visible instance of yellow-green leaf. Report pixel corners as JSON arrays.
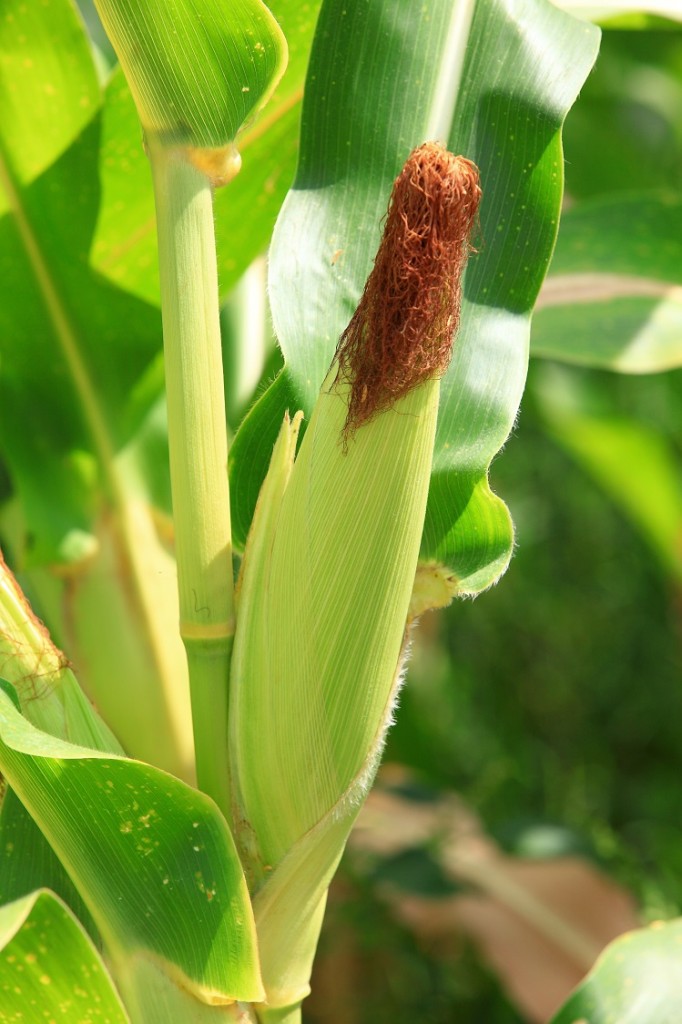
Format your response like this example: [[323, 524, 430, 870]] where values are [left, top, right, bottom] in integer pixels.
[[93, 0, 287, 154]]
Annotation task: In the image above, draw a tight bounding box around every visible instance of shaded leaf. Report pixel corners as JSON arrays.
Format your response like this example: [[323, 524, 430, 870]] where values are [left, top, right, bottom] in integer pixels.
[[0, 788, 97, 941], [92, 0, 286, 149], [551, 919, 682, 1024]]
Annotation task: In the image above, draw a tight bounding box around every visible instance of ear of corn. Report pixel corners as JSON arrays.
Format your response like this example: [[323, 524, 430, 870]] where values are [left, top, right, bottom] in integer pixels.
[[229, 143, 481, 1010], [230, 374, 438, 1010], [230, 373, 439, 873]]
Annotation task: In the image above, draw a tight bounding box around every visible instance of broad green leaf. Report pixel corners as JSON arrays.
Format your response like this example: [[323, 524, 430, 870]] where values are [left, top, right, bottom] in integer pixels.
[[230, 0, 601, 594], [551, 918, 682, 1023], [0, 116, 162, 562], [92, 0, 286, 152], [533, 195, 682, 372], [0, 889, 129, 1024], [0, 0, 99, 194], [91, 0, 321, 306], [0, 688, 263, 1005], [0, 788, 96, 940]]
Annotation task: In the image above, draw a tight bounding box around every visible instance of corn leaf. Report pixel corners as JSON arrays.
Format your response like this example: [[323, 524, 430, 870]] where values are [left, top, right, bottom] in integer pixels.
[[0, 687, 263, 1006], [551, 919, 682, 1023], [91, 0, 286, 149], [555, 0, 682, 23], [0, 889, 129, 1024], [0, 555, 121, 931], [229, 0, 600, 594], [90, 0, 321, 305], [533, 194, 682, 372], [0, 789, 97, 941]]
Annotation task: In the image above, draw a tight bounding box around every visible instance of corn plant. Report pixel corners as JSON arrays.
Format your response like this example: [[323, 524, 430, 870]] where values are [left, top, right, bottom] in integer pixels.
[[2, 0, 674, 1021]]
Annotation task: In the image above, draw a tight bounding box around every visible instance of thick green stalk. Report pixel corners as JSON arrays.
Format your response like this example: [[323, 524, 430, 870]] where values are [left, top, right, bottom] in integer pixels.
[[149, 145, 233, 818]]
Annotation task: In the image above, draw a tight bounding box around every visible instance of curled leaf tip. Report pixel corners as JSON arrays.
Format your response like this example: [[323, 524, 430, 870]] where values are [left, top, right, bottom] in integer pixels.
[[334, 142, 481, 441]]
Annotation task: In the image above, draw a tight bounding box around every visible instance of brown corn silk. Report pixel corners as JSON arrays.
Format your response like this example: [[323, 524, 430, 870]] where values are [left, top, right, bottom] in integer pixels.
[[334, 142, 481, 439]]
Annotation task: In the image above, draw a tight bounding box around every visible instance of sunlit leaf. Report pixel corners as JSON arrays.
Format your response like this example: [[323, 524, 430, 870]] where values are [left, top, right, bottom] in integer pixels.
[[0, 1, 192, 776], [230, 0, 600, 595], [0, 0, 99, 193], [92, 0, 286, 150], [555, 0, 682, 23], [90, 0, 321, 305], [0, 889, 129, 1024]]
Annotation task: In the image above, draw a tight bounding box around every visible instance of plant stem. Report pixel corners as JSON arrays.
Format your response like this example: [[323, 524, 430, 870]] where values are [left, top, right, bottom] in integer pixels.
[[149, 144, 234, 819]]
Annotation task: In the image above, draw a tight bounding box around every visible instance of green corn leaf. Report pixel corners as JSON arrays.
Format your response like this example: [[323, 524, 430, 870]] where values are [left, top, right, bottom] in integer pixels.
[[0, 0, 99, 191], [554, 0, 682, 24], [0, 1, 159, 548], [533, 194, 682, 372], [91, 0, 321, 306], [0, 687, 263, 1007], [0, 787, 97, 942], [229, 0, 601, 596], [551, 918, 682, 1023], [92, 0, 287, 156], [0, 889, 129, 1024]]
